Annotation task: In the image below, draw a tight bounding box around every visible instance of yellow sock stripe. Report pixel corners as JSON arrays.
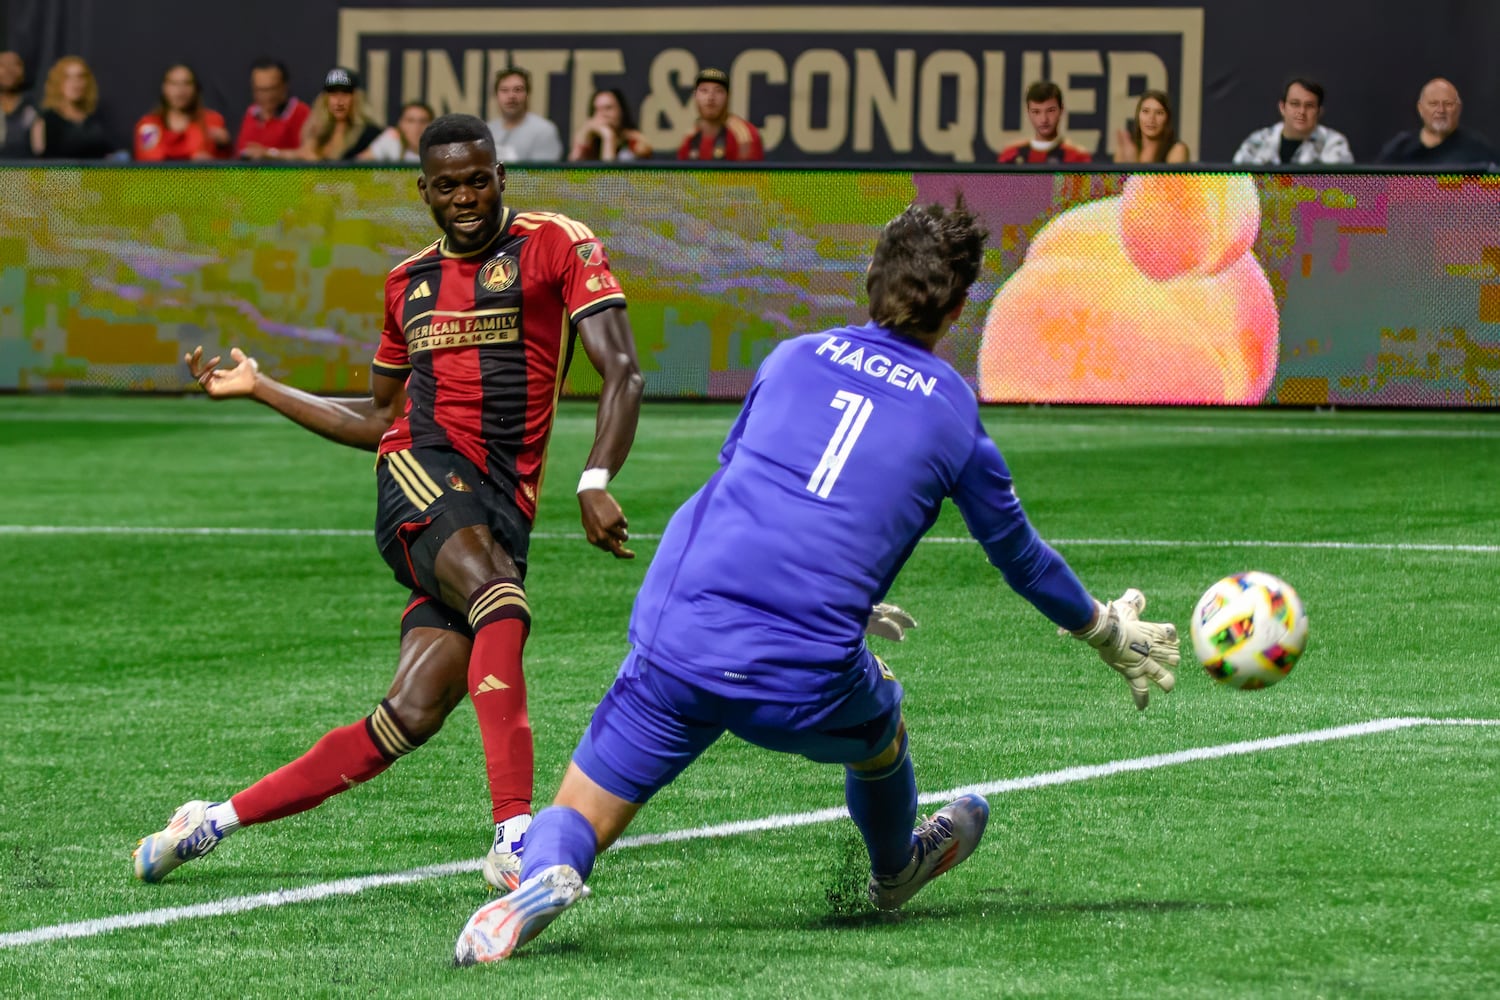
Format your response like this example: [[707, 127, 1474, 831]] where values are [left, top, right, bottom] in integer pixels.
[[468, 581, 525, 616], [468, 586, 529, 628], [386, 451, 440, 509], [390, 449, 444, 501], [369, 705, 417, 758], [468, 586, 529, 627]]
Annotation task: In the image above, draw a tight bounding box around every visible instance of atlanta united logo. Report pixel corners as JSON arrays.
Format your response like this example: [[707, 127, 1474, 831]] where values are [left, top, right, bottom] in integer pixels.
[[446, 472, 472, 492], [480, 256, 518, 292]]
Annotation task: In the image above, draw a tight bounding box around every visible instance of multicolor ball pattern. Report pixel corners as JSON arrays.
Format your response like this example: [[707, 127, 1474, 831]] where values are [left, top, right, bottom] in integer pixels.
[[1191, 571, 1309, 690]]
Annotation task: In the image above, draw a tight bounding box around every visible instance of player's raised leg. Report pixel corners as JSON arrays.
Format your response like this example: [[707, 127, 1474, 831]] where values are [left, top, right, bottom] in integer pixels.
[[133, 616, 470, 882], [376, 448, 544, 889], [430, 523, 539, 891]]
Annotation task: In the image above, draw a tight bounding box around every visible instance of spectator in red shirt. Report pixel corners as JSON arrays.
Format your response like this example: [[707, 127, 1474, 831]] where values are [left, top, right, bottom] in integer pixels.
[[676, 68, 763, 161], [134, 64, 231, 161], [997, 81, 1092, 164], [235, 58, 309, 160]]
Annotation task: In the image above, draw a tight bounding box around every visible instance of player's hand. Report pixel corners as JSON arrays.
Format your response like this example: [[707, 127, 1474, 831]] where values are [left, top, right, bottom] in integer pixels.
[[1069, 589, 1179, 710], [579, 489, 633, 559], [185, 345, 259, 399], [866, 602, 918, 642]]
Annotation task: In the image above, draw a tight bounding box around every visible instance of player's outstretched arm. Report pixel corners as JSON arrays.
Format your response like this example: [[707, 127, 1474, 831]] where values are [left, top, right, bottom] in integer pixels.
[[185, 345, 404, 451], [951, 432, 1177, 708], [574, 307, 645, 559]]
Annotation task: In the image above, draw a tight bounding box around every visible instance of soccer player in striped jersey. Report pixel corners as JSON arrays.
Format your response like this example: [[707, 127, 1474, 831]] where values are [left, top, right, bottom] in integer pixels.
[[454, 197, 1179, 963], [135, 114, 644, 891]]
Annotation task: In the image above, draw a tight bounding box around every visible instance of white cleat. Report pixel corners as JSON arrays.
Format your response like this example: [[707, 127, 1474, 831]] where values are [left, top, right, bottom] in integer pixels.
[[481, 813, 531, 892], [133, 800, 225, 883], [868, 793, 990, 911], [455, 864, 584, 965]]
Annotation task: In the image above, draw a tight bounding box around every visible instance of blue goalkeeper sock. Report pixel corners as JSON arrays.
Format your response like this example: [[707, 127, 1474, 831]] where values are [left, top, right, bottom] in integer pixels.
[[844, 731, 917, 878], [519, 805, 599, 882]]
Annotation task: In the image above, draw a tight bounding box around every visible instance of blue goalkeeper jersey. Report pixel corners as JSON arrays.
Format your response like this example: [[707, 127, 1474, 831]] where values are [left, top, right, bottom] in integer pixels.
[[628, 321, 1095, 701]]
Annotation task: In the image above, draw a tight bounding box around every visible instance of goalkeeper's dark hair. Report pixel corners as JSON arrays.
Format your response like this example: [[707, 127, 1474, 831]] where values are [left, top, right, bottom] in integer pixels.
[[866, 195, 989, 337], [419, 112, 496, 164]]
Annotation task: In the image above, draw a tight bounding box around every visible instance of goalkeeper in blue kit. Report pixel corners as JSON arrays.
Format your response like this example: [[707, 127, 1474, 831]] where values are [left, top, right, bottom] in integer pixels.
[[455, 197, 1180, 963]]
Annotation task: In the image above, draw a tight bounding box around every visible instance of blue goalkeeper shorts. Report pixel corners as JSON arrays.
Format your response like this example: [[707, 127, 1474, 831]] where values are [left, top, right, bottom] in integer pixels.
[[572, 648, 905, 804]]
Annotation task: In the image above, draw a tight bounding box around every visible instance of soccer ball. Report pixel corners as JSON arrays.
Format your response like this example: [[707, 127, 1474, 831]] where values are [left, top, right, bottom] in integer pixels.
[[1190, 571, 1308, 690]]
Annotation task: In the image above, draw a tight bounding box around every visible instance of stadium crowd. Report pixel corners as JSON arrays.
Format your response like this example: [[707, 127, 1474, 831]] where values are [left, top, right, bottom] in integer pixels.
[[0, 50, 1494, 167]]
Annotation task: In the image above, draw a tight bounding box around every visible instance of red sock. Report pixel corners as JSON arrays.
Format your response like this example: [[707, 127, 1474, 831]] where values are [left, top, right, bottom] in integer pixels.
[[466, 577, 533, 823], [230, 703, 416, 825]]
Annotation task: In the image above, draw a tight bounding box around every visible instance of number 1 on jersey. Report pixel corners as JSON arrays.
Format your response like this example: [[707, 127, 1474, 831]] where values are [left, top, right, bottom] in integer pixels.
[[806, 390, 873, 498]]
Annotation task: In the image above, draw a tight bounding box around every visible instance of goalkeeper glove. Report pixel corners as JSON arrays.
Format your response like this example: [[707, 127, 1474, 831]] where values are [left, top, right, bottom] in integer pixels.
[[866, 602, 918, 642], [1069, 589, 1179, 710]]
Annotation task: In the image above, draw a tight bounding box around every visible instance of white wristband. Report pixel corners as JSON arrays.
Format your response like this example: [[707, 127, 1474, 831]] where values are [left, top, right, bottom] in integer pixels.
[[577, 467, 611, 493]]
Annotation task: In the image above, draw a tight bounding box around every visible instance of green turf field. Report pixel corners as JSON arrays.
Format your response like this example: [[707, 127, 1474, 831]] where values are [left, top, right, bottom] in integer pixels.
[[1, 397, 1497, 998]]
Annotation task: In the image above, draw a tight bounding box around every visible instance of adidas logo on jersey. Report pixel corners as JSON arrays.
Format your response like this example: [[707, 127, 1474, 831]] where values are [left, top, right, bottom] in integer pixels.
[[407, 280, 432, 301], [476, 674, 510, 693]]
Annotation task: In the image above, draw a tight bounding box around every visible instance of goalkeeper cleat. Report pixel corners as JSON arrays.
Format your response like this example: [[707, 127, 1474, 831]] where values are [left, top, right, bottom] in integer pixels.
[[868, 793, 990, 911], [482, 813, 531, 892], [133, 800, 225, 883], [455, 864, 584, 965]]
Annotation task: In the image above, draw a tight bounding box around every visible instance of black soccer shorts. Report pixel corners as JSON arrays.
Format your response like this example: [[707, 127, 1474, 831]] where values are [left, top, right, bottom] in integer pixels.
[[375, 445, 532, 600]]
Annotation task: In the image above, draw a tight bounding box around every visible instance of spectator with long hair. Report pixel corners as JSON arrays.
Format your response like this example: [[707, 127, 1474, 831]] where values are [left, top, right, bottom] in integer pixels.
[[30, 56, 113, 159], [359, 100, 433, 162], [569, 89, 652, 161], [0, 51, 38, 158], [134, 64, 231, 161], [1114, 89, 1190, 164], [296, 68, 382, 161]]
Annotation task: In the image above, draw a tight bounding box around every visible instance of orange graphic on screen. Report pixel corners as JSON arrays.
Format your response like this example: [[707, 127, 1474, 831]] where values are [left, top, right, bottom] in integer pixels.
[[979, 174, 1279, 404]]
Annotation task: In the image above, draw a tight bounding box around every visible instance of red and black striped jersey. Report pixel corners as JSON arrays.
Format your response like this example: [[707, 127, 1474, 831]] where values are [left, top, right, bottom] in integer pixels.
[[372, 207, 626, 521]]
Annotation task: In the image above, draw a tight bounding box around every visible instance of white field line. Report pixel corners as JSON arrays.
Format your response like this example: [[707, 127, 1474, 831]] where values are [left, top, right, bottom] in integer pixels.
[[0, 524, 1497, 554], [1, 716, 1494, 950]]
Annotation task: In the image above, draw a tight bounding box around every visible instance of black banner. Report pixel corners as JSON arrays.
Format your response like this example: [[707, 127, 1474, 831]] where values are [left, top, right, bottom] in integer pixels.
[[6, 0, 1500, 164]]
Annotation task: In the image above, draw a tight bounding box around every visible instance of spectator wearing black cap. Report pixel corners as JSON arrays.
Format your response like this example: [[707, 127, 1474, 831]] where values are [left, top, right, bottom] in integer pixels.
[[485, 67, 563, 162], [676, 67, 763, 161], [296, 67, 382, 161]]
